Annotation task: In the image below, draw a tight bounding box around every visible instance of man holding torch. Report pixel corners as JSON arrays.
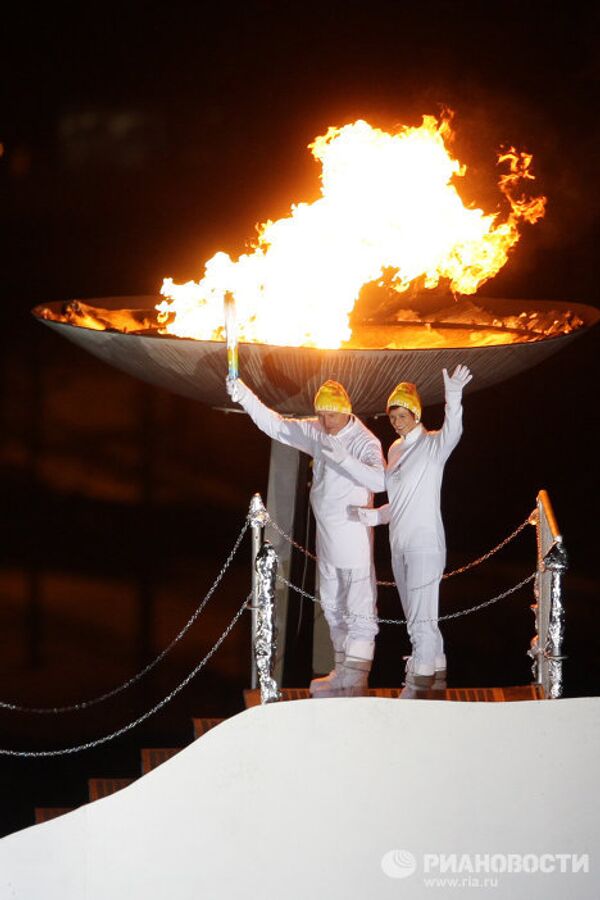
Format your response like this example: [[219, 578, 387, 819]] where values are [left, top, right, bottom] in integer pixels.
[[225, 375, 385, 697]]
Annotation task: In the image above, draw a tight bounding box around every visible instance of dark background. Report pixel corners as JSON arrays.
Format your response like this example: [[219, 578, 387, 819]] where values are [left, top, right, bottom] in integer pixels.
[[0, 1, 598, 837]]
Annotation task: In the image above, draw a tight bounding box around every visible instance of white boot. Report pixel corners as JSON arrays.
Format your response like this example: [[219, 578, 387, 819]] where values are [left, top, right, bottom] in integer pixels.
[[336, 638, 375, 696], [336, 656, 371, 697], [312, 657, 371, 698], [404, 656, 435, 689], [434, 653, 447, 680], [309, 651, 345, 696]]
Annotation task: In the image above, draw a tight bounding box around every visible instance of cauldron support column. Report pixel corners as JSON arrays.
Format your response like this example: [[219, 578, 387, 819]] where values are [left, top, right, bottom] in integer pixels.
[[264, 441, 300, 685], [264, 440, 333, 685]]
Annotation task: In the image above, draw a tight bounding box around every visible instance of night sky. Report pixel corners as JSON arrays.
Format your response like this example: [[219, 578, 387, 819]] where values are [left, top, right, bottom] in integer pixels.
[[0, 1, 598, 835]]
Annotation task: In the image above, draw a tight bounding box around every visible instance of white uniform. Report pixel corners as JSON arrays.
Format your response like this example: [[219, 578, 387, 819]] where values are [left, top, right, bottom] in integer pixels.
[[377, 386, 463, 670], [236, 382, 385, 659]]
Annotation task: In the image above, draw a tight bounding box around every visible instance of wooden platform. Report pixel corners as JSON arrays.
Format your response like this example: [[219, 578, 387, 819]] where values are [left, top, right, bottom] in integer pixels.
[[432, 684, 545, 702], [243, 684, 545, 708]]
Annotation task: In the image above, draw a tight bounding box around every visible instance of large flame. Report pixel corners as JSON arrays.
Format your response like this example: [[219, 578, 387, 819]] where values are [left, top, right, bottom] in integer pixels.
[[157, 115, 546, 348]]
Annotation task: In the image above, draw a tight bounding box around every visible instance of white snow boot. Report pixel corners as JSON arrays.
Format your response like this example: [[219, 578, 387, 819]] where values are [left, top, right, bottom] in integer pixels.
[[434, 653, 447, 680], [309, 651, 345, 696], [336, 656, 371, 697], [404, 655, 435, 689], [312, 657, 371, 698]]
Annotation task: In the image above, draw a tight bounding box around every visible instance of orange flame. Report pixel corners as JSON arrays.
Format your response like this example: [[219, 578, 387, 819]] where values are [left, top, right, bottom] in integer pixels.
[[157, 115, 546, 348]]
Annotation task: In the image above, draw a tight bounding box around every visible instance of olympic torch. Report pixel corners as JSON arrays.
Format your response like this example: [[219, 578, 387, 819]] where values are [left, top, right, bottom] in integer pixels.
[[223, 291, 239, 380]]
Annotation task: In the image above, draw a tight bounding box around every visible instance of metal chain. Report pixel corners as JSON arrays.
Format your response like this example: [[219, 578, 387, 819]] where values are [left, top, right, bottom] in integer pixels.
[[378, 573, 536, 624], [0, 596, 251, 758], [278, 571, 536, 626], [268, 517, 319, 562], [268, 512, 534, 585], [0, 519, 249, 715]]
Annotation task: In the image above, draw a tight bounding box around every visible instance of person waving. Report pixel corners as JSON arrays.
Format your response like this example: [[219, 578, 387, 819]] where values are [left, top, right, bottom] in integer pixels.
[[357, 365, 472, 688]]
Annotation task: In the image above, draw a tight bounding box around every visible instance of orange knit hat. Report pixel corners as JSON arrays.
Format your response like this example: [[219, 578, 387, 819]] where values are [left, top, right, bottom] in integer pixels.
[[314, 380, 352, 414], [386, 382, 422, 422]]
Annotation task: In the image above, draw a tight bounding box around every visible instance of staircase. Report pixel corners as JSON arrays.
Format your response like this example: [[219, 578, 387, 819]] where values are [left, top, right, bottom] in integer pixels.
[[33, 717, 224, 825], [32, 684, 543, 826]]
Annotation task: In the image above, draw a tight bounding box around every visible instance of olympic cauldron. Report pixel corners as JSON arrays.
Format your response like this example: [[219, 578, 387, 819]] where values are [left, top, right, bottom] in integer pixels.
[[34, 295, 598, 416]]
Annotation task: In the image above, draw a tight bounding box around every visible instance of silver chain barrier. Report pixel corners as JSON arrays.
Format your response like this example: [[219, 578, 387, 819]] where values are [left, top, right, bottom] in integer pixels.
[[0, 595, 251, 757], [268, 512, 534, 585], [0, 519, 249, 715], [278, 571, 536, 626]]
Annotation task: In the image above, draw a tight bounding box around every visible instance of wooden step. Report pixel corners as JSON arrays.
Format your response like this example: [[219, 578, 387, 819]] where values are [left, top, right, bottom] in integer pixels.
[[34, 807, 75, 824], [192, 717, 224, 739], [140, 748, 181, 775], [88, 778, 135, 802], [430, 684, 545, 702], [244, 684, 545, 708]]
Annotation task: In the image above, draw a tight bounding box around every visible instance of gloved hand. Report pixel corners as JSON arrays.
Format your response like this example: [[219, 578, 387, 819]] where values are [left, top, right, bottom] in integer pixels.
[[443, 364, 473, 393], [320, 436, 349, 466], [226, 376, 244, 403], [353, 506, 380, 526]]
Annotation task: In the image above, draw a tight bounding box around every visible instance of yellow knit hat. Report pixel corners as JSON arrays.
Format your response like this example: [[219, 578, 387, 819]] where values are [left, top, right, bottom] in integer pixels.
[[314, 380, 352, 414], [386, 382, 422, 422]]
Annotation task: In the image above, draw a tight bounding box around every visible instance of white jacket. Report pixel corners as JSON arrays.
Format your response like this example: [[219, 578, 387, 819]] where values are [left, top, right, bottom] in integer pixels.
[[378, 389, 463, 552], [236, 382, 385, 569]]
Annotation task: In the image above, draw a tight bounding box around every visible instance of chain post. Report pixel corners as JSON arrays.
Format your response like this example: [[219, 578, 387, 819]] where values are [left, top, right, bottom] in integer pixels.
[[530, 490, 567, 699], [544, 542, 568, 699], [248, 494, 269, 689], [254, 541, 281, 704]]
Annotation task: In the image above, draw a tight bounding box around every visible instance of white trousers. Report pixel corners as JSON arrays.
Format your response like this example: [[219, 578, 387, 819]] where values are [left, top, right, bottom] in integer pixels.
[[392, 548, 445, 668], [317, 561, 378, 660]]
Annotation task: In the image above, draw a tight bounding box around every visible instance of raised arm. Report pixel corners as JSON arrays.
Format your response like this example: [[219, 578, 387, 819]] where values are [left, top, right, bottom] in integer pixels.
[[437, 364, 473, 462], [226, 378, 314, 455]]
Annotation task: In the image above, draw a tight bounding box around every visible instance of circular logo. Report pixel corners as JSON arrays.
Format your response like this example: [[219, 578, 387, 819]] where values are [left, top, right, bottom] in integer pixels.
[[381, 849, 418, 879]]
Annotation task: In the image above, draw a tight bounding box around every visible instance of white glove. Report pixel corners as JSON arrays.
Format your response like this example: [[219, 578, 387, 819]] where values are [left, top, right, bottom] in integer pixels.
[[355, 507, 380, 526], [320, 436, 348, 466], [226, 376, 243, 403], [443, 364, 473, 393]]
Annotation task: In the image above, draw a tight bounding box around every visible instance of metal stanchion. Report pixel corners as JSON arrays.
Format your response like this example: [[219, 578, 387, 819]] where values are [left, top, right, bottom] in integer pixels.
[[254, 541, 281, 704], [531, 490, 568, 699], [544, 541, 568, 699], [249, 494, 269, 689]]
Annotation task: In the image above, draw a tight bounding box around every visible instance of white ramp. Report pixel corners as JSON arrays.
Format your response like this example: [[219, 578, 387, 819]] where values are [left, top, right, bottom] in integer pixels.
[[0, 698, 598, 899]]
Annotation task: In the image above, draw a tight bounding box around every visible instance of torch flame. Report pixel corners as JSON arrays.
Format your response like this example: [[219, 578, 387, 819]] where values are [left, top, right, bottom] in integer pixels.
[[157, 114, 546, 348]]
